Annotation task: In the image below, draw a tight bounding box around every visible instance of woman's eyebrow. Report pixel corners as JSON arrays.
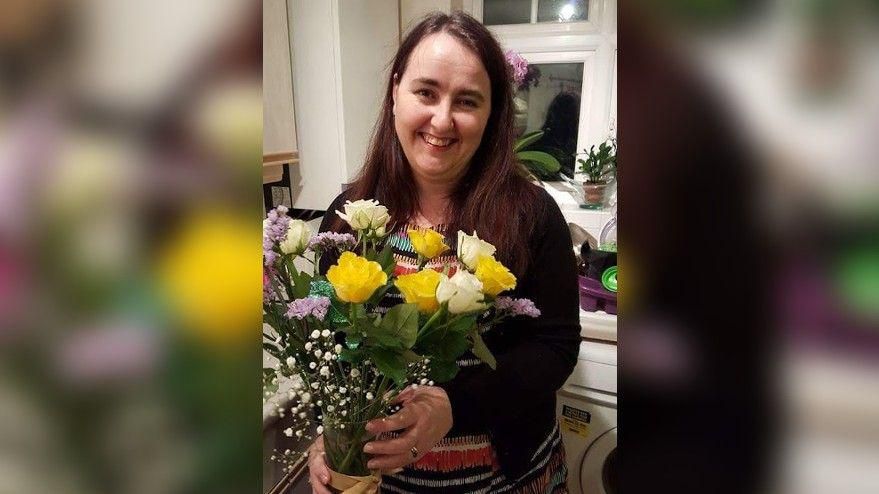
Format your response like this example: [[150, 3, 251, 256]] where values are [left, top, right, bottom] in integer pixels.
[[412, 77, 486, 103]]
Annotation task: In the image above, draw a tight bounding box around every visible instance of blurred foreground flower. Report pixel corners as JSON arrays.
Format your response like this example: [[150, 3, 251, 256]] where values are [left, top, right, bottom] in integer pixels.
[[157, 209, 261, 348]]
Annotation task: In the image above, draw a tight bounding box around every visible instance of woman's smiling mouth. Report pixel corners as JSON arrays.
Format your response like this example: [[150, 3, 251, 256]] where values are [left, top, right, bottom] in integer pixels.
[[420, 132, 458, 149]]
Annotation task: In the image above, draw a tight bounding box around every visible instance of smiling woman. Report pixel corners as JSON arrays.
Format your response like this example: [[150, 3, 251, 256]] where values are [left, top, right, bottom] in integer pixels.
[[312, 11, 580, 494], [392, 33, 492, 193]]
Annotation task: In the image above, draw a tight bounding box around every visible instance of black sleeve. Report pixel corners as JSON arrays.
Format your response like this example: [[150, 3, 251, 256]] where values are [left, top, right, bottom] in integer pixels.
[[438, 189, 581, 432]]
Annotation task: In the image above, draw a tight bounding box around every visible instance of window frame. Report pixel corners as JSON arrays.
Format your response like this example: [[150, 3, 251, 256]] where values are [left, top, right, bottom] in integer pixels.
[[469, 0, 616, 160], [473, 0, 604, 36]]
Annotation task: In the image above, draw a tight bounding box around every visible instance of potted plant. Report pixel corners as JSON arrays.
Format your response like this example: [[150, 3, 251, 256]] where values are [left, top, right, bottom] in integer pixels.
[[514, 130, 561, 180], [576, 139, 616, 207]]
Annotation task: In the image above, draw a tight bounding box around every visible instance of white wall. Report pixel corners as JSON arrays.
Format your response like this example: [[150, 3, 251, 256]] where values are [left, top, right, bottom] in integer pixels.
[[338, 2, 399, 182], [287, 0, 399, 211], [263, 0, 297, 154]]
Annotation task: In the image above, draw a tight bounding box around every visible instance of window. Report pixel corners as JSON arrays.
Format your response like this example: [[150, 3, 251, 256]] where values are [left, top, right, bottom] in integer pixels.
[[470, 0, 616, 181], [482, 0, 589, 26], [514, 61, 585, 177]]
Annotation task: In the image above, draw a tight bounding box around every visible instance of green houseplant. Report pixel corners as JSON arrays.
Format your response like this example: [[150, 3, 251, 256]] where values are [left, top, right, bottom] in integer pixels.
[[576, 139, 616, 207], [515, 130, 561, 180]]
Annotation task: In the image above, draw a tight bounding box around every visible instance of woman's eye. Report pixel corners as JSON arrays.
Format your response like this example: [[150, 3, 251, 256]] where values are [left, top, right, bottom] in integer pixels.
[[415, 89, 434, 99], [458, 99, 478, 108]]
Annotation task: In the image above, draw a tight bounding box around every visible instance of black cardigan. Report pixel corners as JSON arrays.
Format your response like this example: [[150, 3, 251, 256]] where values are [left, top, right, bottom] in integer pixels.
[[317, 186, 580, 479]]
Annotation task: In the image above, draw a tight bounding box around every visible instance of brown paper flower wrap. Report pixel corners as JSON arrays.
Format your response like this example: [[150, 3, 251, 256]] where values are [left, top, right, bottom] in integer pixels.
[[327, 469, 381, 494]]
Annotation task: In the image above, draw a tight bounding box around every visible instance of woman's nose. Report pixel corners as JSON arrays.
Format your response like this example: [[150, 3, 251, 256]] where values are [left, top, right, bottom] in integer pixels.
[[431, 103, 454, 133]]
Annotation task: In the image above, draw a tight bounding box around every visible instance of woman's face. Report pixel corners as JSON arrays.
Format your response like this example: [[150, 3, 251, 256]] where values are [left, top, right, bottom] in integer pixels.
[[393, 33, 492, 187]]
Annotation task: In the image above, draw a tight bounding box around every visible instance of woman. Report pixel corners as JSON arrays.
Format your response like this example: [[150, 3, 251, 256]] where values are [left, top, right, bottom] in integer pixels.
[[307, 11, 580, 493]]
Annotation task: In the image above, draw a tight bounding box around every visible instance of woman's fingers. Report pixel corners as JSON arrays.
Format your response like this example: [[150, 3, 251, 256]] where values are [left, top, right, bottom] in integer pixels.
[[363, 428, 419, 456], [392, 385, 416, 404], [365, 407, 418, 434], [307, 437, 332, 494]]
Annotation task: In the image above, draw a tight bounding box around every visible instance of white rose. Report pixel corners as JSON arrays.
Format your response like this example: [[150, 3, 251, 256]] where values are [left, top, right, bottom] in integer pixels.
[[436, 270, 486, 314], [456, 231, 496, 271], [336, 199, 390, 233], [279, 219, 311, 255]]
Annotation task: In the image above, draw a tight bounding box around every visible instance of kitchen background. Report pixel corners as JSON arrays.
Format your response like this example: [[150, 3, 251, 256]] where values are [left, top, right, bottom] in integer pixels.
[[261, 1, 617, 493]]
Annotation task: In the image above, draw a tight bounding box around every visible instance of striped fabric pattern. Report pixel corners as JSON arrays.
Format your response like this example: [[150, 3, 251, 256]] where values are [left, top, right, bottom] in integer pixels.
[[378, 224, 569, 493]]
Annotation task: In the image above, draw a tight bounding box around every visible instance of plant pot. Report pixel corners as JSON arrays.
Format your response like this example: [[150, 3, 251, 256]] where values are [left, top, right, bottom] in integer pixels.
[[582, 181, 607, 207]]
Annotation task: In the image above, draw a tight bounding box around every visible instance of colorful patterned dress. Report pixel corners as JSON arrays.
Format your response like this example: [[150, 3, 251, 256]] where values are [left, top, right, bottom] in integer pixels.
[[377, 223, 569, 494]]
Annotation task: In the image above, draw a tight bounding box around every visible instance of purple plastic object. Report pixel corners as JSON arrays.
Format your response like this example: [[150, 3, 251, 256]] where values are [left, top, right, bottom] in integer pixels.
[[578, 275, 617, 315]]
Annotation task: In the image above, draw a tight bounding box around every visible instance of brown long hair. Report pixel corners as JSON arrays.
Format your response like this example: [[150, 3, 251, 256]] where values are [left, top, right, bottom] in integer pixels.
[[334, 11, 541, 277]]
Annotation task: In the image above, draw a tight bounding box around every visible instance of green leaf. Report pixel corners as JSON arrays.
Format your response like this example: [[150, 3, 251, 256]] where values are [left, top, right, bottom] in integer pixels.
[[427, 358, 459, 383], [517, 150, 561, 173], [369, 347, 407, 386], [470, 332, 497, 370], [366, 283, 392, 306], [419, 329, 469, 361], [372, 303, 419, 349], [377, 242, 396, 275], [445, 314, 478, 334], [513, 130, 544, 152], [401, 349, 422, 363], [339, 346, 365, 364], [290, 268, 314, 299]]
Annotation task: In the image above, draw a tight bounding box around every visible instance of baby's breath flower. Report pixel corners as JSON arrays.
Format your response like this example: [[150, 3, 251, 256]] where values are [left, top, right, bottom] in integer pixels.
[[283, 428, 293, 437], [310, 330, 320, 339], [316, 425, 324, 435]]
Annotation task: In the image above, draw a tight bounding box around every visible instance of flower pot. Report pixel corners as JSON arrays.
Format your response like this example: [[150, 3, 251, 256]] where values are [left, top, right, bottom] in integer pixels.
[[582, 181, 607, 207]]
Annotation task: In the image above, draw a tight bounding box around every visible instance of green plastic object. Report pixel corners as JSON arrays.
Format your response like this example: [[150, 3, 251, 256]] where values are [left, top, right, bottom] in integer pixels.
[[309, 280, 348, 325], [601, 266, 618, 292]]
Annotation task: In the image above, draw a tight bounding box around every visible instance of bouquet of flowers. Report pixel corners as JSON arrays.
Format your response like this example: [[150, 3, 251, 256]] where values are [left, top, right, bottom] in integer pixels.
[[262, 200, 540, 491]]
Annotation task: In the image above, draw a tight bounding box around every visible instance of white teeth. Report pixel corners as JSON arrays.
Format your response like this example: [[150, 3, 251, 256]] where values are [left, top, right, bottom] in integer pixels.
[[422, 134, 454, 147]]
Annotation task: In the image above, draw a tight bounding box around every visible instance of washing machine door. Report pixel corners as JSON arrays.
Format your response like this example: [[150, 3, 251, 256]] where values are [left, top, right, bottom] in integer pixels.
[[580, 427, 617, 494]]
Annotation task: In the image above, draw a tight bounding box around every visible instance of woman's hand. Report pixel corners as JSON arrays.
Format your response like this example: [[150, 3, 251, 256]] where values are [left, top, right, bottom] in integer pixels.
[[363, 385, 453, 471], [307, 435, 332, 494]]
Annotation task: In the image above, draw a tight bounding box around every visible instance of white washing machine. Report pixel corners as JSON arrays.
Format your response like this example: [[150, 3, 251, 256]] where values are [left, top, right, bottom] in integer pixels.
[[557, 340, 617, 494]]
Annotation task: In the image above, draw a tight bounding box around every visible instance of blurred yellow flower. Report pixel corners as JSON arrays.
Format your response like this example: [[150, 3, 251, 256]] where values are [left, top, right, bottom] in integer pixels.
[[326, 251, 387, 303], [408, 228, 449, 260], [475, 256, 517, 296], [395, 269, 442, 313], [157, 209, 261, 348]]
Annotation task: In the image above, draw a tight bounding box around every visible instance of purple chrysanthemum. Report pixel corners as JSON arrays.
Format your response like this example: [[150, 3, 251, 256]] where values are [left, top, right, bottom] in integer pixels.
[[286, 296, 331, 321], [495, 296, 541, 318], [263, 206, 291, 266], [307, 232, 356, 253]]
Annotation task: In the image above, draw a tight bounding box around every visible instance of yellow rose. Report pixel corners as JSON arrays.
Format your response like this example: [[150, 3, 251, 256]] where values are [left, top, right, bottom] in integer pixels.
[[395, 269, 442, 313], [326, 251, 388, 303], [408, 228, 449, 260], [474, 256, 517, 296]]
